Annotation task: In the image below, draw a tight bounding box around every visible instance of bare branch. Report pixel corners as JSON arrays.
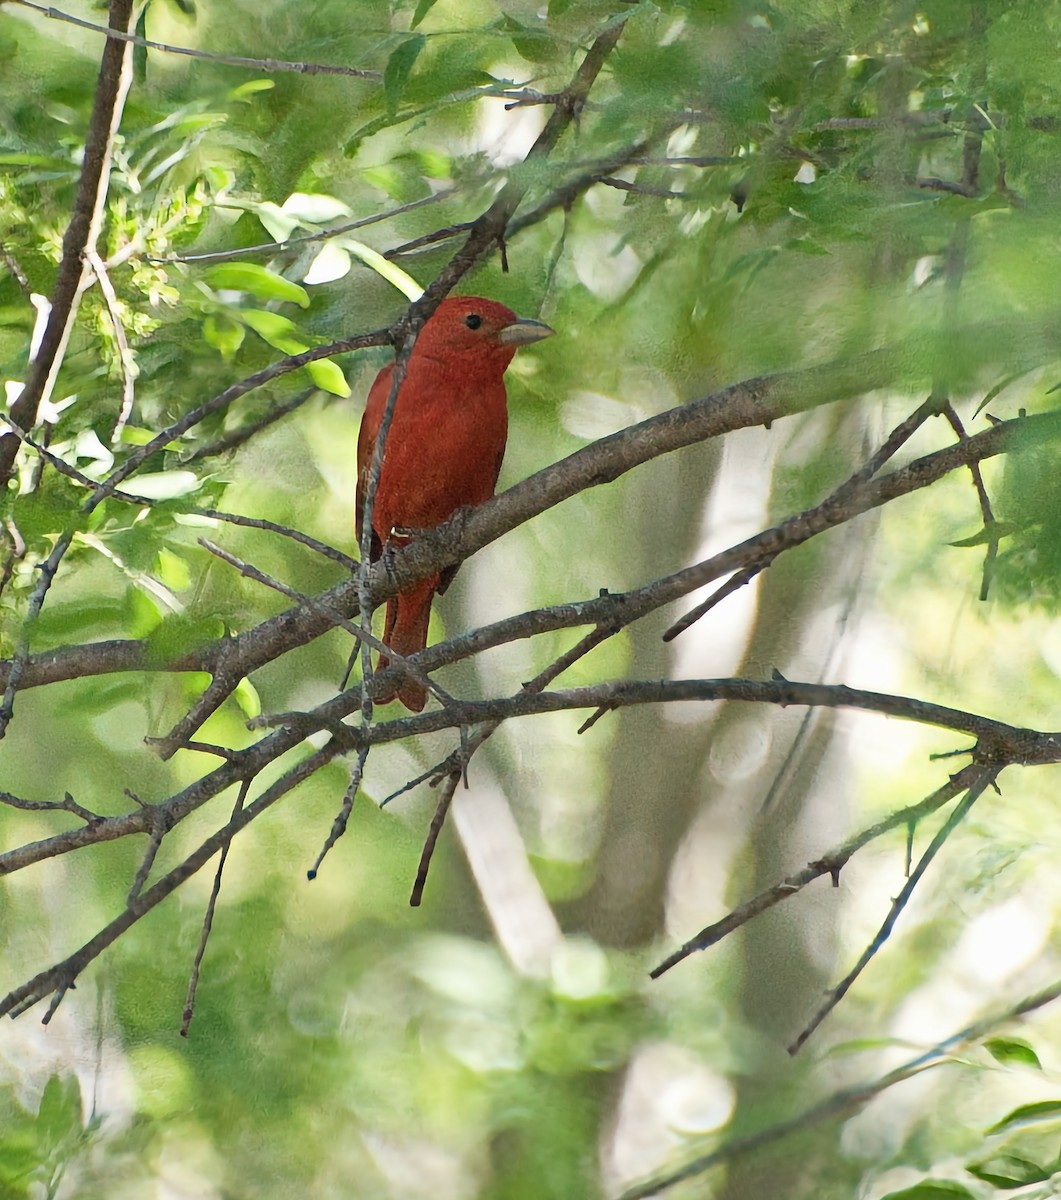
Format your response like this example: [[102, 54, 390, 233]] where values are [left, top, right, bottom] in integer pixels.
[[0, 745, 338, 1020], [83, 248, 136, 441], [155, 190, 458, 266], [0, 0, 136, 489], [183, 389, 316, 463], [650, 766, 978, 978], [788, 768, 997, 1054], [181, 778, 251, 1037], [307, 750, 366, 880], [409, 770, 460, 906]]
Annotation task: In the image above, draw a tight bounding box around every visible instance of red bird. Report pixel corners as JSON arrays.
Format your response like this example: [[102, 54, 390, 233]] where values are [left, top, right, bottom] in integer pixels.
[[356, 296, 554, 712]]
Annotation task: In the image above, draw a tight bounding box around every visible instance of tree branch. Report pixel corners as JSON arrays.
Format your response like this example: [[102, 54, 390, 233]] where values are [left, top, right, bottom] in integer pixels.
[[0, 0, 136, 489]]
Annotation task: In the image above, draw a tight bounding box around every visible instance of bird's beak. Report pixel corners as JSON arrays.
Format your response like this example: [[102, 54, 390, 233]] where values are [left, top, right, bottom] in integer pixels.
[[497, 316, 555, 346]]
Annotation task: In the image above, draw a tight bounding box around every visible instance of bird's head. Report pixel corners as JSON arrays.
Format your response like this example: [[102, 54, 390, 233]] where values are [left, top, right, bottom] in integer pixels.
[[416, 296, 554, 366]]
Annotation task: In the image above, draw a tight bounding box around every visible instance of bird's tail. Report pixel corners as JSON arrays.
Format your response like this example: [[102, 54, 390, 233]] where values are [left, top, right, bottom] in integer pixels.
[[375, 574, 437, 712]]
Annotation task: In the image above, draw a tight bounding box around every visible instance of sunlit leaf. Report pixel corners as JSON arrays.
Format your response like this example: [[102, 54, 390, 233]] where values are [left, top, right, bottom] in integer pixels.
[[234, 677, 261, 719], [341, 238, 423, 300], [229, 79, 274, 101], [987, 1100, 1061, 1134], [128, 471, 200, 500], [303, 243, 352, 285], [157, 548, 192, 591], [204, 263, 309, 308], [241, 309, 310, 354], [254, 201, 301, 243], [280, 192, 352, 224], [305, 358, 350, 396], [880, 1182, 977, 1200], [202, 313, 246, 360], [984, 1037, 1042, 1070]]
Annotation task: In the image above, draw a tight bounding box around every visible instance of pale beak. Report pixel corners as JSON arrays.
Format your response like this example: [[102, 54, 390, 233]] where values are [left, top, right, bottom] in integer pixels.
[[497, 316, 555, 346]]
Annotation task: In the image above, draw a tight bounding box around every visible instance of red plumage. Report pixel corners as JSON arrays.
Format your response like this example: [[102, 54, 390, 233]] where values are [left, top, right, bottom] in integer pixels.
[[356, 296, 553, 711]]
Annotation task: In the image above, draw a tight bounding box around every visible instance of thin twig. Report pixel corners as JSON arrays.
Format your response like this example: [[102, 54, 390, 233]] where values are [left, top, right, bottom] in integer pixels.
[[183, 389, 316, 463], [154, 190, 457, 265], [0, 531, 74, 741], [307, 748, 366, 880], [0, 789, 101, 822], [0, 0, 136, 490], [651, 767, 977, 978], [9, 0, 382, 79], [663, 394, 942, 641], [126, 811, 166, 904], [0, 743, 340, 1020], [941, 403, 997, 600], [0, 399, 1057, 712], [788, 768, 998, 1054], [180, 777, 251, 1036], [409, 770, 460, 906], [198, 537, 452, 706], [195, 509, 358, 571], [84, 247, 137, 441]]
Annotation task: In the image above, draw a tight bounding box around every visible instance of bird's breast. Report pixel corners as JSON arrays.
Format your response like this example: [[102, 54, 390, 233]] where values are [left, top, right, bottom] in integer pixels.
[[373, 367, 509, 534]]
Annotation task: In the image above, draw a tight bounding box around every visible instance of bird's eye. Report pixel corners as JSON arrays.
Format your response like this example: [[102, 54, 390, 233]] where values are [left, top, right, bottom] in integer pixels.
[[465, 313, 483, 330]]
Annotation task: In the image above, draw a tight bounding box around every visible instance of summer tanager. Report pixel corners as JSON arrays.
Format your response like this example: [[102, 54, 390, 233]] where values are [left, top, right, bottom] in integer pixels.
[[356, 296, 554, 712]]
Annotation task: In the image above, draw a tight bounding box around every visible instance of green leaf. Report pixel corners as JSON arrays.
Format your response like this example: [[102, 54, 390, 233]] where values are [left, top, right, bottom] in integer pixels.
[[987, 1100, 1061, 1134], [410, 0, 440, 27], [204, 263, 309, 308], [117, 427, 183, 452], [12, 475, 87, 543], [280, 192, 352, 224], [384, 35, 426, 114], [341, 238, 423, 300], [234, 677, 261, 720], [984, 1038, 1042, 1069], [825, 1037, 916, 1058], [305, 358, 351, 397], [880, 1182, 977, 1200], [967, 1154, 1052, 1188], [133, 8, 148, 83], [36, 1074, 82, 1148], [303, 243, 352, 286], [157, 548, 192, 591], [253, 201, 301, 243], [241, 310, 310, 354], [499, 14, 556, 63], [548, 0, 576, 14], [146, 614, 225, 666], [202, 314, 246, 360], [229, 79, 274, 101], [128, 471, 200, 500]]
